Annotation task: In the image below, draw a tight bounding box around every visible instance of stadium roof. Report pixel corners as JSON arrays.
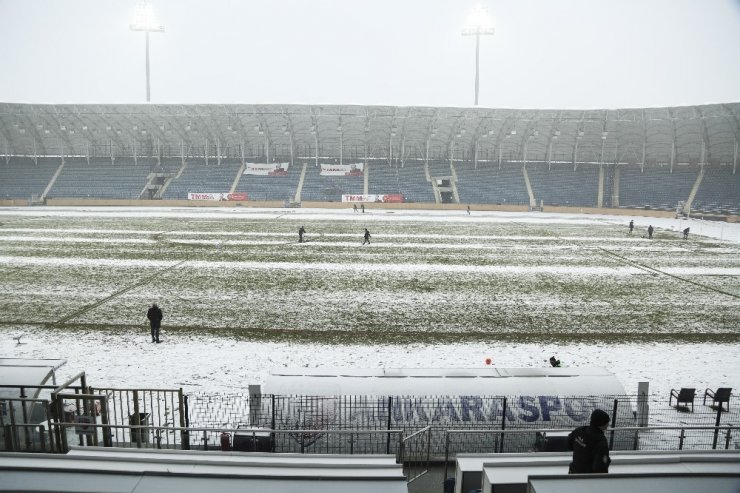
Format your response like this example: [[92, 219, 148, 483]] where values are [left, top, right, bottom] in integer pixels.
[[1, 102, 739, 165]]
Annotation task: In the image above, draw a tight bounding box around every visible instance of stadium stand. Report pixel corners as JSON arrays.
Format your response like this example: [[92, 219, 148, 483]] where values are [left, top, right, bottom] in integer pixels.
[[618, 165, 697, 211], [47, 158, 153, 200], [456, 162, 530, 205], [235, 163, 302, 202], [396, 162, 435, 203], [427, 159, 452, 178], [0, 157, 60, 200], [161, 161, 241, 200], [693, 165, 740, 215], [299, 163, 364, 202], [0, 102, 737, 216], [527, 162, 600, 207], [367, 162, 401, 197]]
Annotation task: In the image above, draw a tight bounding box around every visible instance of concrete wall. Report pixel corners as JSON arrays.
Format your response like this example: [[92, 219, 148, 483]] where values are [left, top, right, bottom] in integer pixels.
[[45, 198, 284, 208], [0, 199, 30, 206], [543, 206, 676, 218]]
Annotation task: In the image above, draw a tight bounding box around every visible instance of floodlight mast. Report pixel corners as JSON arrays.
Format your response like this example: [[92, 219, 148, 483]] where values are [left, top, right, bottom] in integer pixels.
[[462, 4, 495, 106], [130, 1, 164, 103]]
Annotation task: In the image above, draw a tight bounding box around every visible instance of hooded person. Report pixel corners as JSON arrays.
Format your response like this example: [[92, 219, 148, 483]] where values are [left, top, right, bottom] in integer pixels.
[[567, 409, 611, 474], [147, 303, 163, 343]]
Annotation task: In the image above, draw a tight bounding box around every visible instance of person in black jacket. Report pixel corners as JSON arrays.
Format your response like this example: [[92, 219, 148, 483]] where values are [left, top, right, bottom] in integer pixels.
[[567, 409, 611, 474], [147, 303, 163, 343]]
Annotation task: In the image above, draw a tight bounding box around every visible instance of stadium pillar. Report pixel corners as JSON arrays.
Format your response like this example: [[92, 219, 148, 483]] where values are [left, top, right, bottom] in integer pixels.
[[145, 31, 151, 102], [289, 133, 294, 167], [474, 32, 480, 105]]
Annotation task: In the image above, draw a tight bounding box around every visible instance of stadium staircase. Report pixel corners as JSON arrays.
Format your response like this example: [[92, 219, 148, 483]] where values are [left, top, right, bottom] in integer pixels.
[[230, 162, 246, 193], [682, 166, 705, 215], [364, 162, 369, 195], [41, 161, 65, 202], [294, 162, 308, 202], [522, 165, 537, 210]]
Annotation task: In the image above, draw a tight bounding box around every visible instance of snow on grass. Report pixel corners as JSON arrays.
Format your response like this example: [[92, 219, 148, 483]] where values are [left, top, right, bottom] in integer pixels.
[[0, 206, 738, 399]]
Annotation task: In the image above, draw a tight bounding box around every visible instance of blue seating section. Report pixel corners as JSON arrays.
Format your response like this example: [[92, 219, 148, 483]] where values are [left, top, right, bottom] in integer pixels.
[[0, 157, 60, 199], [3, 157, 739, 215], [299, 164, 364, 202], [456, 163, 529, 205], [48, 158, 153, 199], [427, 160, 452, 177], [368, 162, 398, 196], [395, 163, 434, 203], [161, 161, 241, 199], [235, 164, 302, 201], [618, 165, 696, 211], [527, 163, 600, 207], [693, 166, 740, 215]]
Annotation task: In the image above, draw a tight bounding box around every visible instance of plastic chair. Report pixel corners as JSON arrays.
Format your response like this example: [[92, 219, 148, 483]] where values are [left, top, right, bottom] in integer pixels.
[[669, 388, 695, 412], [703, 387, 732, 412]]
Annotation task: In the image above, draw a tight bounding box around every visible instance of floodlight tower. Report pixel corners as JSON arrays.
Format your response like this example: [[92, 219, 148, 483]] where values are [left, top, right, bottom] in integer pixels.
[[130, 1, 164, 102], [462, 4, 495, 106]]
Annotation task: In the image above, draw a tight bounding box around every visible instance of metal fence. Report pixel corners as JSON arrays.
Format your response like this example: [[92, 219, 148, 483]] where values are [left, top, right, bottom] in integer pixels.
[[184, 392, 739, 456], [2, 387, 738, 458]]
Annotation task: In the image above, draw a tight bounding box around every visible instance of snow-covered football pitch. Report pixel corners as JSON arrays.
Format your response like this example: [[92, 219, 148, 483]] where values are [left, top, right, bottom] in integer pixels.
[[1, 206, 738, 399]]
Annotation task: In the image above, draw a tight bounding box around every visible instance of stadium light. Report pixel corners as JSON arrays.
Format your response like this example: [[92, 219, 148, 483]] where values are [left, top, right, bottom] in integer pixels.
[[462, 3, 495, 106], [130, 1, 164, 103]]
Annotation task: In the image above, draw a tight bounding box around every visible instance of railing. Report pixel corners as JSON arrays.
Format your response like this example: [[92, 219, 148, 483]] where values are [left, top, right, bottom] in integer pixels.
[[0, 397, 56, 452], [401, 426, 432, 483], [442, 425, 740, 480], [46, 422, 404, 455]]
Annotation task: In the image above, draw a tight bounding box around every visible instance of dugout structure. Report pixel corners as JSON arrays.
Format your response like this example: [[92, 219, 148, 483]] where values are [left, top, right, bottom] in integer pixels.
[[254, 367, 637, 457]]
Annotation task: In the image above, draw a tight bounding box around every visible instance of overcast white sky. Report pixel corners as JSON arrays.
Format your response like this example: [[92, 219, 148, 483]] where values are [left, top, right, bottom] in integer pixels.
[[1, 0, 739, 109]]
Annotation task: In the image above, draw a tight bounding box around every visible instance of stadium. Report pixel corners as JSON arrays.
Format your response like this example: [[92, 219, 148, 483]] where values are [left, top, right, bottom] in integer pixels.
[[1, 102, 739, 217], [1, 1, 740, 492]]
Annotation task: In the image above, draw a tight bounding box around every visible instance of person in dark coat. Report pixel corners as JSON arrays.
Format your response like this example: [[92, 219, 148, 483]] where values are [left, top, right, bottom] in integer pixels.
[[567, 409, 611, 474], [362, 228, 371, 245], [683, 227, 690, 240], [549, 356, 561, 367], [147, 303, 163, 343], [298, 225, 306, 243], [647, 225, 654, 239], [628, 220, 634, 235]]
